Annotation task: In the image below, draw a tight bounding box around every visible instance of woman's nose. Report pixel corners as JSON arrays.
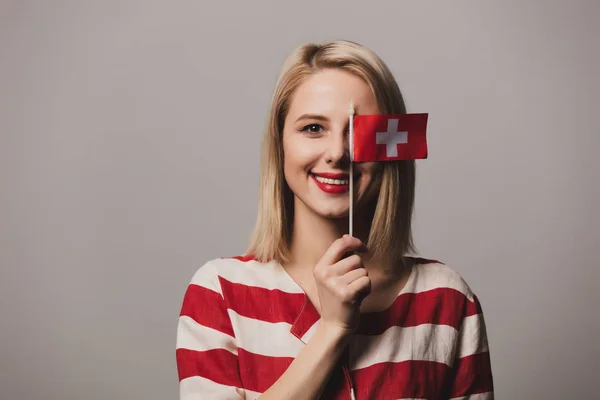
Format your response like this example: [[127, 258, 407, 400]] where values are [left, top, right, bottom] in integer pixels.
[[324, 130, 350, 166]]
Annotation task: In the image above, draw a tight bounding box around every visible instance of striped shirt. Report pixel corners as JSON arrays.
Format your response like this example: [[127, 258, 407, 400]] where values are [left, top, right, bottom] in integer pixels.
[[176, 255, 494, 399]]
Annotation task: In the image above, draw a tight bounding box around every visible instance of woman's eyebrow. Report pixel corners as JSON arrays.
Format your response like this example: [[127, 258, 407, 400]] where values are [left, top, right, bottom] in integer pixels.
[[294, 114, 330, 123]]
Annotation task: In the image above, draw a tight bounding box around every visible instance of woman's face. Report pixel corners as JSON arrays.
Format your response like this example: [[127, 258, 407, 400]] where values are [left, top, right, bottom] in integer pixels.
[[282, 68, 382, 219]]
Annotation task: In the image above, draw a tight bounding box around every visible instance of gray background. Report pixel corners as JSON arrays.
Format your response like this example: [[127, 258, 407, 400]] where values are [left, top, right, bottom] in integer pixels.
[[1, 1, 598, 399]]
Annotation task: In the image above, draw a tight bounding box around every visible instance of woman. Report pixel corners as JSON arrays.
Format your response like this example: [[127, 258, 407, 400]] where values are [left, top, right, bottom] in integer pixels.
[[176, 40, 494, 399]]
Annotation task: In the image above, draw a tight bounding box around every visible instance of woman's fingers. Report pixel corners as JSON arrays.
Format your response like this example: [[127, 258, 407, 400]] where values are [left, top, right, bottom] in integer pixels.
[[347, 275, 371, 304], [317, 235, 368, 268], [330, 254, 364, 276], [340, 266, 368, 284], [324, 258, 369, 304]]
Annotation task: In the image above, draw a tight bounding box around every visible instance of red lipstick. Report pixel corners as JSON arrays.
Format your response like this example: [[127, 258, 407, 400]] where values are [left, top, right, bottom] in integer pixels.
[[310, 172, 351, 194]]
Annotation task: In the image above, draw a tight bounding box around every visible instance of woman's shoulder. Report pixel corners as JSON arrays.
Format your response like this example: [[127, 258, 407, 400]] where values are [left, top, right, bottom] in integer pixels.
[[405, 257, 488, 330], [408, 257, 479, 303], [185, 254, 262, 281], [184, 254, 297, 293]]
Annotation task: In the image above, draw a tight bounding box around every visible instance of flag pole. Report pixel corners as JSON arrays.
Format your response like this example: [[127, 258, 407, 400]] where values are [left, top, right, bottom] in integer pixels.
[[349, 100, 354, 237]]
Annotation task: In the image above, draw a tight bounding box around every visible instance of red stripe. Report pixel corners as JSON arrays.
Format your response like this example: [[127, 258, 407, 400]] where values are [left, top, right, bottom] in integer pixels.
[[237, 355, 450, 400], [237, 348, 294, 393], [289, 294, 321, 340], [176, 348, 242, 387], [358, 287, 472, 334], [466, 294, 484, 317], [176, 347, 491, 397], [219, 277, 305, 324], [234, 348, 490, 399], [180, 284, 234, 337], [447, 351, 494, 397], [221, 278, 475, 334], [353, 360, 450, 399]]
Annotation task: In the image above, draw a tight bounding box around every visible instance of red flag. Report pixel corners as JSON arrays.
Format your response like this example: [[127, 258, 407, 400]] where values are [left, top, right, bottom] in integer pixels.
[[352, 113, 428, 162]]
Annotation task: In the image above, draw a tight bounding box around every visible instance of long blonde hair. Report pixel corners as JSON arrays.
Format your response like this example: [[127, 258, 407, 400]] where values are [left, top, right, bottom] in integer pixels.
[[247, 40, 417, 264]]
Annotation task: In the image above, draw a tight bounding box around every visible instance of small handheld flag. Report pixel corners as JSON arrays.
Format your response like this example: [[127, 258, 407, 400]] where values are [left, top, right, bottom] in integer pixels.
[[348, 107, 429, 236], [352, 113, 428, 162]]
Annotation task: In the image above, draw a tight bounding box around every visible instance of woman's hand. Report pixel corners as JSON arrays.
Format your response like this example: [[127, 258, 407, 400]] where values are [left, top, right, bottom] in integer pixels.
[[313, 234, 371, 335]]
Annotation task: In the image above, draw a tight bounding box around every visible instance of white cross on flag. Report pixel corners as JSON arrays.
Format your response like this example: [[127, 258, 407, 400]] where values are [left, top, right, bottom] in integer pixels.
[[352, 113, 428, 162]]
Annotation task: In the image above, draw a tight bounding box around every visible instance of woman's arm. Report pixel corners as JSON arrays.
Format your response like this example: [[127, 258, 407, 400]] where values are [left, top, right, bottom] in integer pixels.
[[259, 235, 370, 400], [446, 294, 494, 399], [257, 322, 351, 400]]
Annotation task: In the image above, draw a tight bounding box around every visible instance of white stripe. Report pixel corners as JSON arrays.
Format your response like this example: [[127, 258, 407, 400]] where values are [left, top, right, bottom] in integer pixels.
[[210, 258, 303, 293], [449, 392, 494, 400], [189, 261, 223, 293], [180, 375, 249, 399], [176, 315, 237, 354], [227, 311, 480, 365], [228, 310, 304, 358], [350, 324, 458, 370], [456, 313, 489, 358], [406, 263, 475, 301], [200, 259, 475, 301]]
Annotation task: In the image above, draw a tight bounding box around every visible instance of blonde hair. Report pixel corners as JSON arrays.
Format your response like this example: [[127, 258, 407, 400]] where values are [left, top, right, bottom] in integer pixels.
[[247, 40, 417, 265]]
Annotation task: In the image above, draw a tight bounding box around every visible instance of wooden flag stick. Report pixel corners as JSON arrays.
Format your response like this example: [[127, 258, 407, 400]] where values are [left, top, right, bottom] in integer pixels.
[[349, 100, 355, 237]]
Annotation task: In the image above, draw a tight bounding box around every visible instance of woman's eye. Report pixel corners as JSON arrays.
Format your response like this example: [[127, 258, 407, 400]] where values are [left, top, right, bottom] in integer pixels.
[[301, 124, 323, 134]]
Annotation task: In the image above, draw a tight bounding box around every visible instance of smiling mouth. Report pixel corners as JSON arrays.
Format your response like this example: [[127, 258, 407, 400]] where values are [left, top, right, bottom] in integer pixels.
[[309, 172, 360, 188], [312, 175, 349, 185]]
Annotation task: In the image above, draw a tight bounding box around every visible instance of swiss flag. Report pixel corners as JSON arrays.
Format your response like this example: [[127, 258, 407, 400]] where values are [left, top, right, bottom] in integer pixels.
[[352, 113, 428, 162]]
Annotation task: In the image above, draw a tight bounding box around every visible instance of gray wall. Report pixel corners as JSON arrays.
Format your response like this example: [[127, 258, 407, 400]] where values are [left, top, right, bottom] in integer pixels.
[[1, 1, 598, 399]]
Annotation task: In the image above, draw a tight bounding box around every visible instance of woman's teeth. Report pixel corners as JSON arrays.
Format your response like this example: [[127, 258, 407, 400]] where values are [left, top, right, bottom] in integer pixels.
[[313, 175, 349, 185]]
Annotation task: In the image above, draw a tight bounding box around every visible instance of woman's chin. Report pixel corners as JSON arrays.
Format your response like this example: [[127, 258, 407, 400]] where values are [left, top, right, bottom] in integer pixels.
[[312, 205, 351, 220], [297, 193, 373, 220]]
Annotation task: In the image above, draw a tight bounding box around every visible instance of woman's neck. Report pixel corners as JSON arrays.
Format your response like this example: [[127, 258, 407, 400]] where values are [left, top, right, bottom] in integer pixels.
[[287, 199, 372, 271]]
